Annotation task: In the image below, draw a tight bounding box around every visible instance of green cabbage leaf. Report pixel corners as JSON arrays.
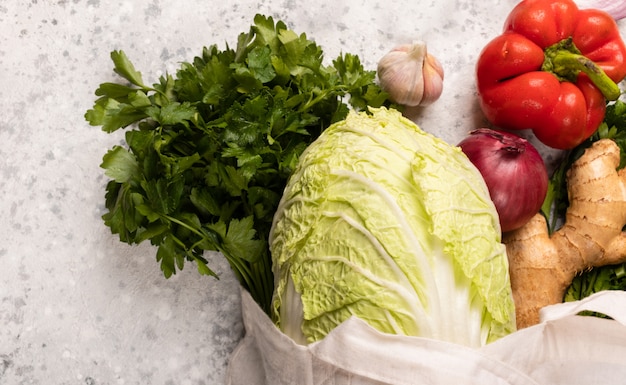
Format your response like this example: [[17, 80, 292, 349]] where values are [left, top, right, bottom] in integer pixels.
[[269, 107, 516, 347]]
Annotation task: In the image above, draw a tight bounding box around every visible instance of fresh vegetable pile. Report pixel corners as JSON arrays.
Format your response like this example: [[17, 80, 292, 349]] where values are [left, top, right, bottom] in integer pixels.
[[468, 0, 626, 328], [86, 0, 626, 354], [85, 15, 393, 313]]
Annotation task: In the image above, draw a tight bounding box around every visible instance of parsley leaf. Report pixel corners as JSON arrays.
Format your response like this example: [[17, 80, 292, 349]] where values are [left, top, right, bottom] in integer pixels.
[[111, 50, 150, 89], [86, 14, 395, 313], [101, 146, 141, 183]]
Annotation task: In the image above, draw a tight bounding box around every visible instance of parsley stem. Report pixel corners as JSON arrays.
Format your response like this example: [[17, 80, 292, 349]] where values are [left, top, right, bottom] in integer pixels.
[[298, 90, 337, 114], [165, 214, 206, 239], [165, 213, 271, 311]]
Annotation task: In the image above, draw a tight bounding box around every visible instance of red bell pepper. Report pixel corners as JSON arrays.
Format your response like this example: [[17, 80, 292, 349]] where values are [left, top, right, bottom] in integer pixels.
[[476, 0, 626, 149]]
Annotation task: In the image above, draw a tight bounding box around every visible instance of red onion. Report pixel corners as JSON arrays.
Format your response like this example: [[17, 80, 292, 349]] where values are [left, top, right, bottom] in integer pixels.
[[458, 128, 549, 233], [574, 0, 626, 21]]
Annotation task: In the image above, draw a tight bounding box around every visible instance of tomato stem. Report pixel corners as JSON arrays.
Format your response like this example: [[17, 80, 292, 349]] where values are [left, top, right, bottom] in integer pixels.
[[542, 37, 621, 101]]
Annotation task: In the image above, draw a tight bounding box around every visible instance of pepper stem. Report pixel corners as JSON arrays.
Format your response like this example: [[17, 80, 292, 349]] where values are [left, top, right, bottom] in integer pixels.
[[542, 37, 621, 101]]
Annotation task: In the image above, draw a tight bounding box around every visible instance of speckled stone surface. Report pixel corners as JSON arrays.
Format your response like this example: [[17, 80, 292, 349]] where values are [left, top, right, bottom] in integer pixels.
[[1, 1, 623, 384]]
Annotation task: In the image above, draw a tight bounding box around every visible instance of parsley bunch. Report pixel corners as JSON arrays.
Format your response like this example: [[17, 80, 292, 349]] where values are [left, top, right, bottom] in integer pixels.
[[85, 14, 393, 313]]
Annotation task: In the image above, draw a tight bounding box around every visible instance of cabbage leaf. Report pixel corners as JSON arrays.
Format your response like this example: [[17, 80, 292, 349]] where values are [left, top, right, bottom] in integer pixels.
[[269, 107, 516, 347]]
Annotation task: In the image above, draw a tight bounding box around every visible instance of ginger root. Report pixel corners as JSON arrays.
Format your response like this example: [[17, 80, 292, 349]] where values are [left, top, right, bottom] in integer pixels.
[[503, 139, 626, 329]]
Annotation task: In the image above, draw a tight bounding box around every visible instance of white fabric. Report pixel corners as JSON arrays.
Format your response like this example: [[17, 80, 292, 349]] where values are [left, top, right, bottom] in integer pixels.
[[225, 290, 626, 385]]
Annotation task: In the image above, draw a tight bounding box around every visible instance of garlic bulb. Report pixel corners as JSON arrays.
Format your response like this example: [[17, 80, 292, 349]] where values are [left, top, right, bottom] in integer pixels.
[[377, 41, 444, 107]]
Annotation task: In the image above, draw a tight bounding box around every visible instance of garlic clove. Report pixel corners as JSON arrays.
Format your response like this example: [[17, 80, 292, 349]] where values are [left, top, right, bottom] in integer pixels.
[[377, 40, 444, 107], [419, 53, 444, 106]]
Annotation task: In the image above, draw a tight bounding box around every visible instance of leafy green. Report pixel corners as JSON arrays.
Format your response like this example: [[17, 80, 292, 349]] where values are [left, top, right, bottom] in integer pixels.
[[564, 262, 626, 318], [270, 107, 516, 347], [86, 14, 394, 313]]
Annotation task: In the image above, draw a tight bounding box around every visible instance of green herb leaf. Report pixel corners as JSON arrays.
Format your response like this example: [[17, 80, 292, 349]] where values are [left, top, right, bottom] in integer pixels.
[[111, 50, 149, 88], [222, 216, 264, 263], [101, 146, 140, 183], [564, 262, 626, 318], [145, 102, 197, 126]]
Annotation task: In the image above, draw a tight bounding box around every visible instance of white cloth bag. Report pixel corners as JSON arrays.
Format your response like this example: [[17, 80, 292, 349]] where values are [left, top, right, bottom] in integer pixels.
[[225, 289, 626, 385]]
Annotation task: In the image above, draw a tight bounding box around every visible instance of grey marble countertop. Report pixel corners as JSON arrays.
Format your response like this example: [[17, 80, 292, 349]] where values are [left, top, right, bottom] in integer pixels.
[[2, 1, 623, 384]]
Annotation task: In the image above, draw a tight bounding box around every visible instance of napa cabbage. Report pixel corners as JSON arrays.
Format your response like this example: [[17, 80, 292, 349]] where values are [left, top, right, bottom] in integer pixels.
[[269, 107, 516, 347]]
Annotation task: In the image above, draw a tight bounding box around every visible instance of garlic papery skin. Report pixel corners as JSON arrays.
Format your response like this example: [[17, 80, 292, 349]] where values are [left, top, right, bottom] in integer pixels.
[[420, 53, 445, 106], [377, 41, 444, 107], [574, 0, 626, 20]]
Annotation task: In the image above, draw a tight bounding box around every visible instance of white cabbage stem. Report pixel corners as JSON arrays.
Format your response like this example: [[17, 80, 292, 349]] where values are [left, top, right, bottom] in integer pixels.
[[575, 0, 626, 20]]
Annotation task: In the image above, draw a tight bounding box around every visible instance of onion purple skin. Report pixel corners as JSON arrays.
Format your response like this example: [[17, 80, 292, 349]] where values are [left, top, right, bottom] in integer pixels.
[[574, 0, 626, 21], [458, 128, 549, 233]]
